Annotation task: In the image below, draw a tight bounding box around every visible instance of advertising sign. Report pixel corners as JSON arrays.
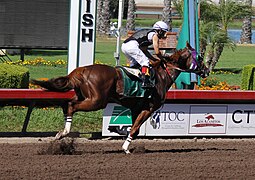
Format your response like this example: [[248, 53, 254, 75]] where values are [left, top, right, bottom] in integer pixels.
[[227, 105, 255, 135], [102, 103, 255, 137], [188, 105, 227, 134], [143, 104, 190, 136], [102, 104, 146, 136]]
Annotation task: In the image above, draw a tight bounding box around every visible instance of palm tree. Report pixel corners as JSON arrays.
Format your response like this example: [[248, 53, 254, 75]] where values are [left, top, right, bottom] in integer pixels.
[[240, 0, 253, 44], [199, 0, 250, 71], [218, 0, 250, 32], [126, 0, 136, 31], [200, 22, 235, 71], [97, 0, 110, 36], [162, 0, 172, 31], [199, 1, 220, 58], [210, 0, 251, 70], [174, 0, 250, 70], [172, 0, 183, 18], [96, 0, 103, 32]]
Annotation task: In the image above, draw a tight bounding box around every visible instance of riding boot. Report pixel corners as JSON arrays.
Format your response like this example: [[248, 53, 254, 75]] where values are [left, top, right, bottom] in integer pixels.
[[141, 66, 154, 89]]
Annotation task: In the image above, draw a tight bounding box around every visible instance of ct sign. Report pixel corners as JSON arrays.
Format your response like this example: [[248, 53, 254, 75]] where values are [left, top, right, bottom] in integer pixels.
[[68, 0, 97, 73]]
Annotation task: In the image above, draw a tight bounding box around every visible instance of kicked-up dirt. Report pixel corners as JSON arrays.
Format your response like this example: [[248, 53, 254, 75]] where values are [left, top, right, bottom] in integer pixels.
[[1, 137, 255, 179]]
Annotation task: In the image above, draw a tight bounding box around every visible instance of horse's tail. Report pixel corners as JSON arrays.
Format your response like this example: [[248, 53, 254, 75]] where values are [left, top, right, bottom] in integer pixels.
[[31, 76, 73, 92]]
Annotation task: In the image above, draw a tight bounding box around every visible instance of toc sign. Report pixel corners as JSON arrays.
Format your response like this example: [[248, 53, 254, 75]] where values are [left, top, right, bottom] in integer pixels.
[[68, 0, 97, 73]]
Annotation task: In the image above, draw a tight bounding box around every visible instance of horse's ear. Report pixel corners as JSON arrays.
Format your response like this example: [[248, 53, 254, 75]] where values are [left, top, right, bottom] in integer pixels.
[[186, 41, 195, 51], [186, 41, 191, 49]]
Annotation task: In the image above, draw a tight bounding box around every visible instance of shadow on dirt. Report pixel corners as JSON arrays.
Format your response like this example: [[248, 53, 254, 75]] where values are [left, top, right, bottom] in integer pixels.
[[37, 137, 237, 155], [102, 147, 237, 154]]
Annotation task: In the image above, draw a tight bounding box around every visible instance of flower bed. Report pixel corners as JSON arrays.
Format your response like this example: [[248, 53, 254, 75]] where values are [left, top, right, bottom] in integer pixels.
[[198, 77, 240, 90], [5, 57, 67, 67]]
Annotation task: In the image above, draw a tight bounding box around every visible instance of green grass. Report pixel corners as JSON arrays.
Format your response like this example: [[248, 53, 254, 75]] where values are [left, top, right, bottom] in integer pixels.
[[210, 73, 241, 86], [227, 20, 255, 29], [211, 45, 255, 86], [28, 66, 67, 79], [216, 45, 255, 69], [95, 38, 127, 65], [0, 106, 102, 135]]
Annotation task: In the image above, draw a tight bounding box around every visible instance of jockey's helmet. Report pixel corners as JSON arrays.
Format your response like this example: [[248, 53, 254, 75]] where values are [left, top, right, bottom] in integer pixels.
[[153, 21, 168, 32]]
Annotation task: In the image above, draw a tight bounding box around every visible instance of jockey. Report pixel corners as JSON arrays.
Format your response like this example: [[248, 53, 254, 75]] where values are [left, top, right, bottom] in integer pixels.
[[121, 21, 168, 88]]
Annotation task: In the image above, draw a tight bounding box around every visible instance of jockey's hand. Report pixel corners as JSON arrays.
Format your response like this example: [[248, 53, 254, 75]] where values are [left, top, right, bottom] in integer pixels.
[[149, 59, 161, 67], [162, 53, 171, 59], [160, 57, 168, 64], [161, 53, 172, 63]]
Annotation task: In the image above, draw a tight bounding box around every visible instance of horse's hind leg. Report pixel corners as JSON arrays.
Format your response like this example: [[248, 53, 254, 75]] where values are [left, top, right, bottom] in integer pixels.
[[55, 102, 73, 139], [55, 116, 73, 139], [56, 89, 87, 139], [55, 96, 107, 139], [55, 93, 82, 140]]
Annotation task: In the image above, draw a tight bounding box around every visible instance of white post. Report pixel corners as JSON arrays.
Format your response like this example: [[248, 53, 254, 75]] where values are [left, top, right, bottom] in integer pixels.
[[114, 0, 124, 66], [68, 0, 97, 74], [188, 0, 198, 82], [188, 0, 196, 48]]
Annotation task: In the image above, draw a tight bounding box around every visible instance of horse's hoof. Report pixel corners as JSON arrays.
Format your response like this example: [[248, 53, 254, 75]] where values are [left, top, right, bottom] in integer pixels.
[[123, 149, 131, 154], [55, 131, 64, 140]]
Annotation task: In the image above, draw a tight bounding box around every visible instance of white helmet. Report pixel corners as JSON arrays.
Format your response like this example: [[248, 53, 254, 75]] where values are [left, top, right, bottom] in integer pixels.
[[153, 21, 168, 32]]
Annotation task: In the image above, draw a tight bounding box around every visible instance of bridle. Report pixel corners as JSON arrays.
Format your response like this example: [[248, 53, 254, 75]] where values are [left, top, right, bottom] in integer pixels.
[[162, 49, 203, 79]]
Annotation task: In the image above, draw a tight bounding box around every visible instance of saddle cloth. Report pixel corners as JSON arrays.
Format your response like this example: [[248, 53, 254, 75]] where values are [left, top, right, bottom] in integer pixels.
[[117, 66, 154, 98]]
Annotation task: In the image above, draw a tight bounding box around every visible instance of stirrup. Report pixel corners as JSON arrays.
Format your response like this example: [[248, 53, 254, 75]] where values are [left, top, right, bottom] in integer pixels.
[[141, 72, 154, 89], [142, 79, 154, 89], [142, 82, 154, 89]]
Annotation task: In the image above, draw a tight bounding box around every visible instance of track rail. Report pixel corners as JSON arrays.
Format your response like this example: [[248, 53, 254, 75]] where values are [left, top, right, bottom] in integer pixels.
[[165, 90, 255, 103], [0, 89, 75, 134], [1, 89, 255, 135]]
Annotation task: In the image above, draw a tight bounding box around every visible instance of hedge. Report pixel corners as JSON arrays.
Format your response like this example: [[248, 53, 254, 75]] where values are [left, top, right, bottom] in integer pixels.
[[0, 63, 29, 88], [241, 65, 255, 90]]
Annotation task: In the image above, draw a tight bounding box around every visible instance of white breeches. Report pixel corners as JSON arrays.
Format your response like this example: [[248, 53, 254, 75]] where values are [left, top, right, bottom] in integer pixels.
[[121, 40, 149, 67]]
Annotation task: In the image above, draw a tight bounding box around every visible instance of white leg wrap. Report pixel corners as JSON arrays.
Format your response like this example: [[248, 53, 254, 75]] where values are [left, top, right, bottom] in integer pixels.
[[55, 116, 72, 139], [122, 134, 132, 153], [63, 116, 72, 134]]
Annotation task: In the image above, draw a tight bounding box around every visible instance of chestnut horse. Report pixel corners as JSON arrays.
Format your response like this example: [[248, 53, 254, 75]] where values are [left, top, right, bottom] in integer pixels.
[[31, 43, 208, 153]]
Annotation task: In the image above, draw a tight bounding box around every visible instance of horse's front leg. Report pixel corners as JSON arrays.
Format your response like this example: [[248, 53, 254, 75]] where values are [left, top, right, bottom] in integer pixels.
[[55, 102, 74, 140], [122, 110, 152, 154]]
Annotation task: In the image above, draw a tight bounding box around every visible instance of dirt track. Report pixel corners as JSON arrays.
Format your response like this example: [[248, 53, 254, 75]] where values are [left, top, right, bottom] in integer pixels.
[[1, 137, 255, 179]]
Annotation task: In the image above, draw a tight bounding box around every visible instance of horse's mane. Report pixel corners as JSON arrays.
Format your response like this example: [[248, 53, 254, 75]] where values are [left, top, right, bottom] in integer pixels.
[[167, 49, 185, 62]]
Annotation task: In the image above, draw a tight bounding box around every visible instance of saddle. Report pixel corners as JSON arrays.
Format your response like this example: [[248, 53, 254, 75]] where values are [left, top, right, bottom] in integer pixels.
[[116, 66, 155, 98]]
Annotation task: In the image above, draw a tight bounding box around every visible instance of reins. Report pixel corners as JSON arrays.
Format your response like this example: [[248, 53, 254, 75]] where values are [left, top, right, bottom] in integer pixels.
[[161, 62, 179, 81], [164, 62, 201, 75], [162, 48, 201, 78]]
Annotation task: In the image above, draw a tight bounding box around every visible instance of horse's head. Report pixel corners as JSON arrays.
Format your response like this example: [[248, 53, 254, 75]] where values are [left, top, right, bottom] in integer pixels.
[[185, 42, 209, 78], [164, 42, 209, 78]]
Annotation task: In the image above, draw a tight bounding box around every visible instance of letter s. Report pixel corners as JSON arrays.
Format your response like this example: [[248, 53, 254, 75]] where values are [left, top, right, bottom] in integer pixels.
[[82, 14, 93, 27]]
